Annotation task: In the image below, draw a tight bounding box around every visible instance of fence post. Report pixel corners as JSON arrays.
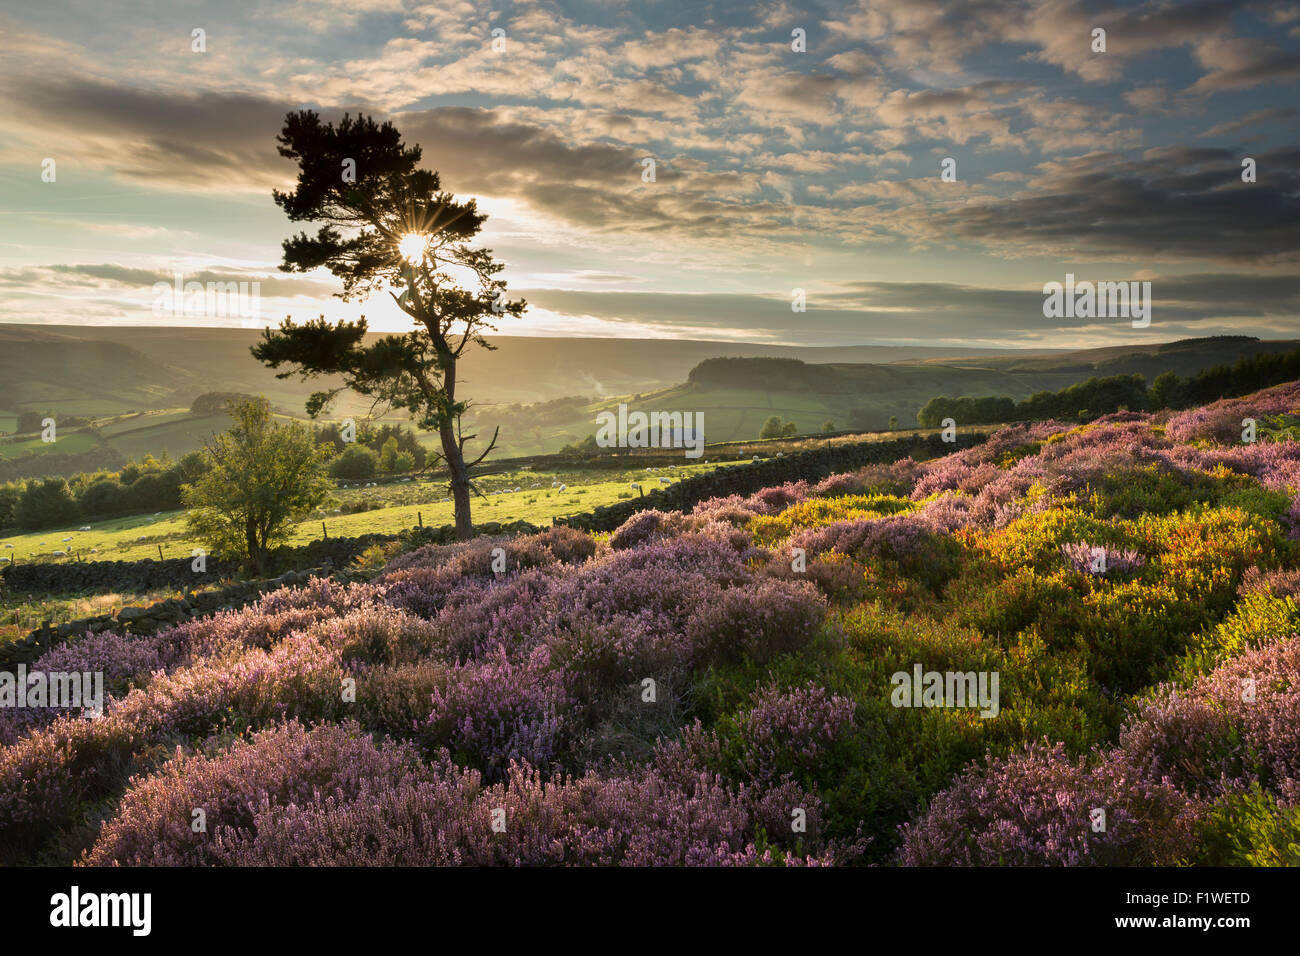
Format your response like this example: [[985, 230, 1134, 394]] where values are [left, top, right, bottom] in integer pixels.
[[322, 522, 328, 540], [157, 544, 164, 562]]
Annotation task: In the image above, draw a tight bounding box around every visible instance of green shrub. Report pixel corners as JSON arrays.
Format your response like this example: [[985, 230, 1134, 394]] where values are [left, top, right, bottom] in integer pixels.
[[1175, 592, 1300, 682], [330, 445, 379, 480], [1189, 787, 1300, 866]]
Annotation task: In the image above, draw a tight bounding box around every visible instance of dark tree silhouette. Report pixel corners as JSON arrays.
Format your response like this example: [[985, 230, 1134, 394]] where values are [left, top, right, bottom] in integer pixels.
[[252, 110, 526, 539]]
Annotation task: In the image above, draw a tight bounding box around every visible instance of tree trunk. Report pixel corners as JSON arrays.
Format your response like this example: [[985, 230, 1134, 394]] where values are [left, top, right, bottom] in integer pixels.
[[246, 515, 264, 576], [437, 350, 473, 540], [443, 422, 473, 540]]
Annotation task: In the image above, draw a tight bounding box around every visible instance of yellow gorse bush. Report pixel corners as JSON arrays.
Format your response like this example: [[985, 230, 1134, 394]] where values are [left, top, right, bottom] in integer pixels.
[[749, 494, 913, 544]]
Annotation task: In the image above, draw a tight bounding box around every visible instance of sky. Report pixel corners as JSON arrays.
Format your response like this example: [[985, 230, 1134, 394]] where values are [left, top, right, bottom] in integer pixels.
[[0, 0, 1297, 349]]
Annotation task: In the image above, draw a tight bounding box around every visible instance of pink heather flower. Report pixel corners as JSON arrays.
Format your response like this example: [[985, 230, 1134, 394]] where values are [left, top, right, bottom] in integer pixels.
[[1060, 541, 1146, 576]]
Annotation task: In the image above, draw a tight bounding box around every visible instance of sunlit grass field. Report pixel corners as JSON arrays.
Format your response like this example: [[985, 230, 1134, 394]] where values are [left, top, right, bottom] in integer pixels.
[[0, 585, 215, 640], [0, 459, 741, 563]]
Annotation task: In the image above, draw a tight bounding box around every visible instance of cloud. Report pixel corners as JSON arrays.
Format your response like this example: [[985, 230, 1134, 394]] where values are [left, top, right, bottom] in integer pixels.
[[3, 76, 293, 190], [1199, 107, 1299, 138], [33, 264, 334, 299], [512, 270, 1300, 347], [1124, 86, 1169, 111], [618, 28, 721, 69], [891, 146, 1300, 265], [1191, 34, 1300, 91], [2, 0, 1297, 345], [0, 77, 769, 243]]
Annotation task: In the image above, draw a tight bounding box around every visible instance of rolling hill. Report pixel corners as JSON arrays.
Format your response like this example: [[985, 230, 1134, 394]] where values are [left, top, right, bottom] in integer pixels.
[[1, 324, 1296, 470]]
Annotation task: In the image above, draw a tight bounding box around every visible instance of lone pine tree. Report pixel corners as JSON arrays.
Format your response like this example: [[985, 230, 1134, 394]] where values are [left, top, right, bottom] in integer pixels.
[[253, 110, 526, 539]]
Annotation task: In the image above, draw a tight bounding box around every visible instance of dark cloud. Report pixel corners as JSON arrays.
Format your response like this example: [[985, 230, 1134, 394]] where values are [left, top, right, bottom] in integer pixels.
[[1192, 41, 1300, 92], [40, 264, 332, 298], [901, 147, 1300, 265], [46, 264, 164, 286], [5, 75, 778, 237], [8, 76, 293, 187]]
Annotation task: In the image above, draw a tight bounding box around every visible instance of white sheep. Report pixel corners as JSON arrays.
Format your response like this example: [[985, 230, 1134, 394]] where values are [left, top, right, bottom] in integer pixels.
[[630, 483, 641, 489], [90, 548, 99, 554], [79, 525, 92, 531], [558, 483, 567, 492], [659, 476, 671, 484], [62, 536, 73, 542], [53, 550, 66, 557], [4, 543, 12, 548]]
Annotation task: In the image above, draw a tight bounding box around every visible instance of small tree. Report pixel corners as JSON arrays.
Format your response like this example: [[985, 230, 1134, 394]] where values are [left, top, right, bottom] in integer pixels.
[[253, 110, 525, 540], [0, 484, 23, 528], [330, 444, 379, 479], [79, 479, 127, 518], [379, 436, 415, 473], [561, 433, 599, 456], [15, 478, 79, 530], [182, 398, 331, 574], [15, 411, 49, 434], [1149, 371, 1188, 410], [759, 415, 785, 439], [379, 436, 399, 472]]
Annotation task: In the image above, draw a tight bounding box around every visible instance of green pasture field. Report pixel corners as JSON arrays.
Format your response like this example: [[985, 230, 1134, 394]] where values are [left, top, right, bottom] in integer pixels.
[[96, 408, 196, 437], [0, 430, 99, 460], [105, 413, 272, 461]]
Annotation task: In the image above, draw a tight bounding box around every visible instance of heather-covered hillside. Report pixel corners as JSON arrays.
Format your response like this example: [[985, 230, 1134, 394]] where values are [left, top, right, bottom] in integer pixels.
[[4, 382, 1299, 866]]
